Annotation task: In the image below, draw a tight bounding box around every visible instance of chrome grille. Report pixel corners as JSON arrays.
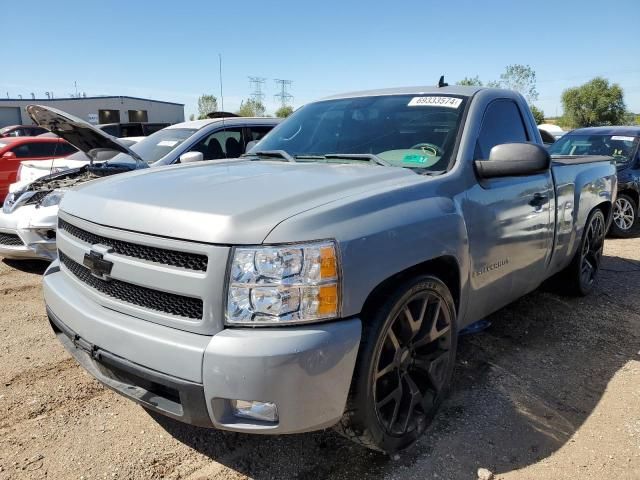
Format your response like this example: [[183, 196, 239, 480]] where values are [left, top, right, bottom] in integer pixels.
[[58, 218, 208, 271], [59, 250, 203, 320]]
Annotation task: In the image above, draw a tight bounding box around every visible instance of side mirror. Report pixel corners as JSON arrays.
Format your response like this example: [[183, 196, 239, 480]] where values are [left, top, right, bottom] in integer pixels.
[[179, 151, 204, 164], [1, 151, 17, 160], [245, 140, 258, 153], [475, 143, 550, 179]]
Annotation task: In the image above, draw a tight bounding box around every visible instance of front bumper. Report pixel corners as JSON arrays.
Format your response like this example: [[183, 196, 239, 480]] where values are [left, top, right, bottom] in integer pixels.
[[0, 204, 58, 260], [43, 265, 361, 434]]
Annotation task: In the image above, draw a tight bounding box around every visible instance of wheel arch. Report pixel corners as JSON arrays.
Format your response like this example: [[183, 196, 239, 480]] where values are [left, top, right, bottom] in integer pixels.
[[618, 188, 639, 210], [596, 199, 613, 225], [360, 255, 461, 319]]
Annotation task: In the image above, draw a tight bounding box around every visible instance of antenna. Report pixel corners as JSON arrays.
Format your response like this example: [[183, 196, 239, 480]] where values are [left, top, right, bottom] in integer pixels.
[[219, 53, 224, 111], [274, 79, 293, 108], [438, 76, 448, 88], [248, 76, 266, 104]]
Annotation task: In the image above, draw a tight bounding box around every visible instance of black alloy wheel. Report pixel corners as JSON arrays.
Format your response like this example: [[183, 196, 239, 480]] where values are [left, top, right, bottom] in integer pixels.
[[579, 209, 606, 289], [373, 290, 452, 437], [335, 275, 458, 453]]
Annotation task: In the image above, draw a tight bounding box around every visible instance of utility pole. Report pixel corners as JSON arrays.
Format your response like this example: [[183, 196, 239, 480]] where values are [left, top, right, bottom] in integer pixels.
[[248, 77, 266, 104], [274, 79, 293, 108]]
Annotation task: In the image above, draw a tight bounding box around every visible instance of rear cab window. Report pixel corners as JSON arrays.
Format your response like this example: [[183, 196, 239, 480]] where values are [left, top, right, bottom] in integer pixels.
[[475, 100, 529, 160]]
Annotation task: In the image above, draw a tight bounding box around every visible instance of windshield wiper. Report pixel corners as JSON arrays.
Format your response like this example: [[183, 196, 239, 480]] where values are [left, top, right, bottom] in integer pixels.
[[250, 150, 297, 163], [324, 153, 391, 167]]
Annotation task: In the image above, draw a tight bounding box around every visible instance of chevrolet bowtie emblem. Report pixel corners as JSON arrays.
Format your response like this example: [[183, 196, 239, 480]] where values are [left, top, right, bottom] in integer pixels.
[[83, 249, 114, 280]]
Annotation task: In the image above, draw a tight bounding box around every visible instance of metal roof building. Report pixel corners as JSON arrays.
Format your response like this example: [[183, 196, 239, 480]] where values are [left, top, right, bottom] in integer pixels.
[[0, 96, 184, 128]]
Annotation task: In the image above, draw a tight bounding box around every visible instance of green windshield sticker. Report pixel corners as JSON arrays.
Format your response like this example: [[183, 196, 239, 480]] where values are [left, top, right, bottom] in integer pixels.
[[402, 154, 430, 165]]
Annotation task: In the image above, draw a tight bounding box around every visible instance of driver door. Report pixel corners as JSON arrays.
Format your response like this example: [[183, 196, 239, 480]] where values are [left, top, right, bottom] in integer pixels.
[[463, 100, 554, 322]]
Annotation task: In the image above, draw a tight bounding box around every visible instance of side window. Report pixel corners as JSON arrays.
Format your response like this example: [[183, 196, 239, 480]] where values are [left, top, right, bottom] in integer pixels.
[[56, 142, 78, 156], [121, 125, 143, 137], [11, 144, 31, 158], [248, 126, 274, 142], [29, 127, 46, 136], [189, 128, 243, 160], [26, 142, 59, 157], [475, 100, 529, 160]]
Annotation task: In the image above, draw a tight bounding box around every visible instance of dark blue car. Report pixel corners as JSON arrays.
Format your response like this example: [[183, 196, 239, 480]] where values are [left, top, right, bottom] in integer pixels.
[[549, 126, 640, 237]]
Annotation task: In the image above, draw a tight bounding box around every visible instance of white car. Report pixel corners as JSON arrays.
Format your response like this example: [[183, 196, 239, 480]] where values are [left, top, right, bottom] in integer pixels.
[[12, 137, 144, 191], [0, 106, 279, 261]]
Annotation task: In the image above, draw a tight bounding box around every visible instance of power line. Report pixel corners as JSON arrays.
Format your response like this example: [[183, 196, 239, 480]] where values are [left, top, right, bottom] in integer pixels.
[[274, 79, 293, 108], [248, 76, 266, 103]]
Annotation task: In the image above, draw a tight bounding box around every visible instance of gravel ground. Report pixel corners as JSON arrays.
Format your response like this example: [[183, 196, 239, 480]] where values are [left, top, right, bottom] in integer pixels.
[[0, 238, 638, 480]]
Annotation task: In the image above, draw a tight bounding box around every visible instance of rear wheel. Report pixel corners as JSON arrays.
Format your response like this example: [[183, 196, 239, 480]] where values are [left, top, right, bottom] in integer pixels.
[[610, 194, 637, 238], [335, 275, 457, 453], [557, 208, 606, 296]]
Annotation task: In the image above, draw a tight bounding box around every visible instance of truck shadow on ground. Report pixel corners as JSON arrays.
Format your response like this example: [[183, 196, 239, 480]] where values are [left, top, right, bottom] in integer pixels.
[[152, 253, 640, 479]]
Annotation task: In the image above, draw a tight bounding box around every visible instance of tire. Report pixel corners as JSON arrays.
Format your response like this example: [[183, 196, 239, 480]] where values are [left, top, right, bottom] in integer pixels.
[[610, 193, 638, 238], [335, 275, 458, 453], [557, 208, 606, 296]]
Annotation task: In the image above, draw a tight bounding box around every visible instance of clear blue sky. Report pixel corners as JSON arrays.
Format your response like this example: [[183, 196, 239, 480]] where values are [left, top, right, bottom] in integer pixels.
[[3, 0, 639, 119]]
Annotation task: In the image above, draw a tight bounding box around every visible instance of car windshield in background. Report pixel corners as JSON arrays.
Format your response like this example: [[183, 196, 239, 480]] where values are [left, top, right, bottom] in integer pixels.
[[549, 134, 640, 165], [107, 128, 197, 165], [254, 94, 468, 171]]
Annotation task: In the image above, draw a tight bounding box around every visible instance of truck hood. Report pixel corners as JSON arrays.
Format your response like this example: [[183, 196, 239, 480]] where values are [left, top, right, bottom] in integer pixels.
[[26, 104, 144, 164], [60, 160, 420, 244]]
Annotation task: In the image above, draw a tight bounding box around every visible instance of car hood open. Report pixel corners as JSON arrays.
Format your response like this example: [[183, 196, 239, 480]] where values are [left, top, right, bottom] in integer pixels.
[[60, 160, 421, 244], [26, 105, 144, 164]]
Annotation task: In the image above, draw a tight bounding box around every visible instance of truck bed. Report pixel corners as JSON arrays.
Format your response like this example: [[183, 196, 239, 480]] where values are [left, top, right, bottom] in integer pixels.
[[551, 155, 614, 166]]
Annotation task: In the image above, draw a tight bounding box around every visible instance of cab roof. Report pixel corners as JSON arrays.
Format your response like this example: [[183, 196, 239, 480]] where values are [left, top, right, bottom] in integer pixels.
[[321, 85, 485, 101]]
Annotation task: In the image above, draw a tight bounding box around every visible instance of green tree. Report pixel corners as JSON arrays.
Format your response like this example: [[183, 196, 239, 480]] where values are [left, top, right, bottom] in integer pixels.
[[197, 94, 218, 119], [275, 105, 294, 118], [498, 64, 539, 103], [530, 105, 545, 125], [456, 76, 483, 86], [236, 98, 266, 117], [561, 77, 626, 128]]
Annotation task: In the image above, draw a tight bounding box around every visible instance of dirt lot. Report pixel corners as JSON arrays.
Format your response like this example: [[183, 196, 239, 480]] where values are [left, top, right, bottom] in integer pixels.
[[0, 238, 638, 480]]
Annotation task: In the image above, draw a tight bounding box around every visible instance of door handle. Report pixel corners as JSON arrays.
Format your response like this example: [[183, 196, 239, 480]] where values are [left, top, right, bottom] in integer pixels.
[[529, 193, 549, 208]]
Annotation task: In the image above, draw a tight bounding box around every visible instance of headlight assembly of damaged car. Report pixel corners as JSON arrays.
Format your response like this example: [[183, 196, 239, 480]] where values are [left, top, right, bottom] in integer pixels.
[[226, 241, 340, 325], [2, 192, 16, 214], [39, 190, 65, 208]]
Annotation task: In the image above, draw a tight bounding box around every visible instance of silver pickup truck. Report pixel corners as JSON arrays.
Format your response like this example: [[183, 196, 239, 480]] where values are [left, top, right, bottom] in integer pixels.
[[42, 85, 616, 453]]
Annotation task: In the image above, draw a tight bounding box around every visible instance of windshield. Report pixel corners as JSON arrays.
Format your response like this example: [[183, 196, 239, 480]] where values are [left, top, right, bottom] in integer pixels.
[[254, 94, 468, 171], [549, 133, 640, 165], [107, 128, 197, 165]]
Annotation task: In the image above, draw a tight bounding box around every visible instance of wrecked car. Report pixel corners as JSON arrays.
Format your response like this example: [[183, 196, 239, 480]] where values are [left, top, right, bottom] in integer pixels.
[[0, 106, 280, 260]]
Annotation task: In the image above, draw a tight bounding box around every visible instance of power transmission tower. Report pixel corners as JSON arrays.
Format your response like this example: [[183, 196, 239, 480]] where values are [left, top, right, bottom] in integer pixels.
[[274, 79, 293, 108], [248, 76, 266, 104]]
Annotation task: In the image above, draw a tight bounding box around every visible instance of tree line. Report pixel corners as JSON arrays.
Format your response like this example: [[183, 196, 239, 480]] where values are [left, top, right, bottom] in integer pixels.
[[457, 64, 637, 128], [191, 94, 293, 120]]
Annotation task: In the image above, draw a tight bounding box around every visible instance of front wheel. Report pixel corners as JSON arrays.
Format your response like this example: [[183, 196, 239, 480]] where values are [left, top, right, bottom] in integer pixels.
[[335, 275, 457, 453], [610, 194, 638, 238]]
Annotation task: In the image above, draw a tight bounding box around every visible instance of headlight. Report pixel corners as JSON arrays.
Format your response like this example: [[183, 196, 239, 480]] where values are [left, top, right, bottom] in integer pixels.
[[39, 190, 65, 208], [226, 241, 340, 325], [2, 192, 16, 213]]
